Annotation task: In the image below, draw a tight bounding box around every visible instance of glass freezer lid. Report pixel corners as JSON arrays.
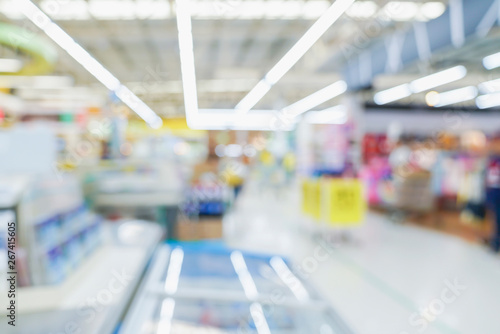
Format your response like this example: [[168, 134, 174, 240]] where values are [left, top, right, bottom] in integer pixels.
[[160, 242, 312, 301], [141, 297, 346, 334], [119, 243, 354, 334]]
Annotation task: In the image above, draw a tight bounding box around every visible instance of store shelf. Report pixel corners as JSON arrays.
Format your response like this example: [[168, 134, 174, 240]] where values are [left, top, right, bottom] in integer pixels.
[[94, 191, 182, 207], [0, 220, 163, 334]]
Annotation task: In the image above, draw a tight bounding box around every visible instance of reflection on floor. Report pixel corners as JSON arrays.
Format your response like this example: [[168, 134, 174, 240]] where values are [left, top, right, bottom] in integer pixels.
[[225, 182, 500, 334]]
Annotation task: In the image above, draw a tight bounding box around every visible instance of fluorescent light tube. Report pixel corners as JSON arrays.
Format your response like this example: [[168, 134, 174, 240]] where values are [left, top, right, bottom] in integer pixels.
[[18, 0, 162, 128], [476, 92, 500, 109], [427, 86, 478, 107], [478, 78, 500, 94], [346, 1, 378, 19], [235, 79, 272, 115], [410, 66, 467, 93], [374, 84, 412, 105], [281, 81, 347, 117], [375, 66, 468, 105], [384, 1, 419, 21], [235, 0, 355, 113], [114, 85, 163, 128], [483, 52, 500, 70], [176, 0, 199, 126]]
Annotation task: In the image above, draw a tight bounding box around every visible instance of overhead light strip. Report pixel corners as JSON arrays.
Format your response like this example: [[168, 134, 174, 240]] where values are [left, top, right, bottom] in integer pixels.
[[479, 78, 500, 94], [176, 0, 199, 127], [281, 80, 347, 118], [476, 92, 500, 109], [235, 0, 355, 114], [18, 0, 163, 128], [483, 51, 500, 70], [374, 66, 467, 105], [426, 86, 478, 107], [374, 83, 412, 105], [5, 0, 445, 21], [410, 65, 467, 93]]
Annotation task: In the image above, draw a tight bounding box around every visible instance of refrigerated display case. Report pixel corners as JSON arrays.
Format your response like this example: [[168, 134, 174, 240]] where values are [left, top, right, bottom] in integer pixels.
[[120, 242, 354, 334]]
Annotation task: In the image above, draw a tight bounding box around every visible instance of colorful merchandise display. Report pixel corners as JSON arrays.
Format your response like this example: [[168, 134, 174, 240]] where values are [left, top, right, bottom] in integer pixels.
[[486, 156, 500, 251], [359, 157, 394, 207]]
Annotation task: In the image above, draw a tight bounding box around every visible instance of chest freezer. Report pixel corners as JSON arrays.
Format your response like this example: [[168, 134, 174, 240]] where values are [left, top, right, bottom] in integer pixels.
[[120, 241, 354, 334]]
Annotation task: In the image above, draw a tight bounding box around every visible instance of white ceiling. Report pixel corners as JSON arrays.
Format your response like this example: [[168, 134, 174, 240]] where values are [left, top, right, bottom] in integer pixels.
[[1, 0, 454, 117]]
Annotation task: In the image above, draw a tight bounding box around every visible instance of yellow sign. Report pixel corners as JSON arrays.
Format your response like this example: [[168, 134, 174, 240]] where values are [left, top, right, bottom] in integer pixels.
[[127, 118, 206, 138], [326, 179, 365, 226], [302, 179, 321, 221]]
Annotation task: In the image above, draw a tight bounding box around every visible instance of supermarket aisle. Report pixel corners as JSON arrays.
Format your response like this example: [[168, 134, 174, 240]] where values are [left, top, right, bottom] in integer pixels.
[[225, 182, 500, 334]]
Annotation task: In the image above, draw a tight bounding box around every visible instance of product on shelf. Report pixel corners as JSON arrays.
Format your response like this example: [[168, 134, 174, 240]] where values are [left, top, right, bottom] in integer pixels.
[[14, 175, 103, 286]]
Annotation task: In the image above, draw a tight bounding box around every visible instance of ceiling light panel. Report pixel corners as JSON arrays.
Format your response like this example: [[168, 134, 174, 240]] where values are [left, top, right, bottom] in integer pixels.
[[301, 0, 331, 19], [3, 0, 446, 21], [40, 0, 90, 20], [383, 1, 419, 22], [279, 1, 304, 19], [135, 0, 171, 19], [346, 1, 378, 19], [419, 2, 446, 21], [237, 1, 265, 19], [36, 0, 171, 21], [264, 0, 295, 19], [88, 0, 136, 20], [0, 1, 24, 19]]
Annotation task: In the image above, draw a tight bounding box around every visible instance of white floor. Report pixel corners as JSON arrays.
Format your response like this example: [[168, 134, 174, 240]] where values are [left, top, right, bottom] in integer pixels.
[[225, 182, 500, 334]]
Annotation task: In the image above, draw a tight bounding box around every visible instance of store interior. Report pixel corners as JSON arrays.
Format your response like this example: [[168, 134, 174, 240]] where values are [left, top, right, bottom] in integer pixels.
[[1, 0, 500, 333]]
